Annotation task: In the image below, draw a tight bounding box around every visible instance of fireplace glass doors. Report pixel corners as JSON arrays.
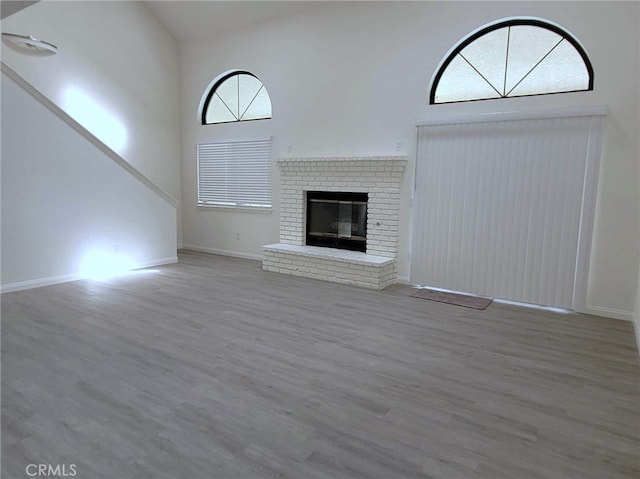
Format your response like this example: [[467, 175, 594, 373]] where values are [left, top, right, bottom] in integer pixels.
[[306, 191, 368, 252]]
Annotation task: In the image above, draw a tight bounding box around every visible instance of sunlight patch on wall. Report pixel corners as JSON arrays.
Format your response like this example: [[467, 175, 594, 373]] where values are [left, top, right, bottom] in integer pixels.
[[79, 250, 136, 281], [63, 86, 128, 154]]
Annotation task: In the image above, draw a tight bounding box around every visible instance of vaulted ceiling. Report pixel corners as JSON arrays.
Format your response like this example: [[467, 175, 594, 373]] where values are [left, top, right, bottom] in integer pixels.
[[144, 1, 324, 42], [1, 1, 38, 20]]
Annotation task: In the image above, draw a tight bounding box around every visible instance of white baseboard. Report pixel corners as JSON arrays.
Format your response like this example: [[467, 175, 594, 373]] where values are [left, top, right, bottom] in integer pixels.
[[397, 276, 413, 285], [134, 256, 178, 269], [181, 244, 263, 261], [1, 255, 179, 294], [1, 272, 81, 294], [584, 305, 634, 321]]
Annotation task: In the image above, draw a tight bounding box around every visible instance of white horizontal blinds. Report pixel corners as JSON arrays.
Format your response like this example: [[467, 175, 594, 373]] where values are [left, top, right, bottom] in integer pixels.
[[197, 139, 272, 208], [411, 115, 594, 309]]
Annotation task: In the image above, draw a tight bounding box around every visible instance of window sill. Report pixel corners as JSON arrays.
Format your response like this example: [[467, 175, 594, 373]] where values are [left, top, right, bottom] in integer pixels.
[[197, 204, 273, 214]]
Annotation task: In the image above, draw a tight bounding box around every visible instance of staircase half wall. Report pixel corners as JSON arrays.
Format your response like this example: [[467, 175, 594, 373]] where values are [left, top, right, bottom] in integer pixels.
[[1, 68, 177, 292]]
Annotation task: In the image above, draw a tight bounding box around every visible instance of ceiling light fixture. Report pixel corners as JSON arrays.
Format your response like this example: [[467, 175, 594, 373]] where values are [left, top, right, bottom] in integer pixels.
[[2, 32, 57, 56]]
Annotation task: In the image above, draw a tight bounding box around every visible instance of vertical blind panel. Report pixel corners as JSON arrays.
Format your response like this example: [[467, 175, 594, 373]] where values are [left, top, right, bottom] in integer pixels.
[[197, 139, 272, 207], [411, 116, 593, 309]]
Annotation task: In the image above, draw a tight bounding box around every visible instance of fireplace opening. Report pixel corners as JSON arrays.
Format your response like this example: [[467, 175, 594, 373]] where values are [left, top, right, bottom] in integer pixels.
[[306, 191, 368, 252]]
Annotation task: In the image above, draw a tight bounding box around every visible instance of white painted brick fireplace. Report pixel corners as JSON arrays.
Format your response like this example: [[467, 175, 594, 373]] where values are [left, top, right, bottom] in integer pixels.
[[263, 156, 407, 289]]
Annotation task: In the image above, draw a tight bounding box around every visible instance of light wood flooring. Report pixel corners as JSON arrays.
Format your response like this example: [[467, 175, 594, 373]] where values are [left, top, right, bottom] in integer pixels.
[[2, 250, 639, 478]]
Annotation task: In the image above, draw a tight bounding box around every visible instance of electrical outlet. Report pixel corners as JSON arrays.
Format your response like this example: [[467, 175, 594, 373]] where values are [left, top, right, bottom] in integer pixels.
[[235, 231, 240, 240], [113, 244, 120, 254]]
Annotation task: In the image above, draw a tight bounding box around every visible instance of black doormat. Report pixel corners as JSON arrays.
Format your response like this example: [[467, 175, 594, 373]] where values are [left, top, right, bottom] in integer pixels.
[[410, 288, 493, 310]]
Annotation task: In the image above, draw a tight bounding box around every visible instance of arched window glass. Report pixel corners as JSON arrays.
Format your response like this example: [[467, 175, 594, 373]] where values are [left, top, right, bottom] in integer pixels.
[[430, 19, 593, 104], [201, 71, 272, 124]]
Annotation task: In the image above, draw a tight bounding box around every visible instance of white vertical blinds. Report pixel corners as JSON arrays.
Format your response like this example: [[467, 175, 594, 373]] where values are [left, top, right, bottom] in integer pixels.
[[197, 138, 272, 208], [411, 114, 602, 309]]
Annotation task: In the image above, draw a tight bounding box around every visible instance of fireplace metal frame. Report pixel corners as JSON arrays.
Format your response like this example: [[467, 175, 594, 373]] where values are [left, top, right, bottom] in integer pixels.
[[305, 191, 368, 252]]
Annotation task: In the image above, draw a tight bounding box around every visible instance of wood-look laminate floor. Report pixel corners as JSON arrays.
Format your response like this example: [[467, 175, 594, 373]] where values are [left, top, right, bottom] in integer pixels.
[[2, 250, 639, 479]]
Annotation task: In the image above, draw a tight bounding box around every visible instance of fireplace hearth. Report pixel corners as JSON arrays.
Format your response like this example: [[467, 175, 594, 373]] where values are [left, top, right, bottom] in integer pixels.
[[306, 191, 368, 252]]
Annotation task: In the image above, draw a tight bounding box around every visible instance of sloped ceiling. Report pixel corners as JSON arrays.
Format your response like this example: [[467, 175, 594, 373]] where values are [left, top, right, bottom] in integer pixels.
[[1, 1, 38, 20], [144, 1, 323, 42]]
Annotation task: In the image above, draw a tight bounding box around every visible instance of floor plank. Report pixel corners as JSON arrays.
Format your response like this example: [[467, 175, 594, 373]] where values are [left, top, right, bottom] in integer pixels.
[[2, 250, 639, 478]]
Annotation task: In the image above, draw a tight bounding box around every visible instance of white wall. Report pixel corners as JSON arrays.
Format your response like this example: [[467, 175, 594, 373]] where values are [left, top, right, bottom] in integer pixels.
[[1, 71, 177, 290], [179, 1, 639, 318], [635, 266, 640, 354], [635, 136, 640, 351], [1, 0, 183, 243]]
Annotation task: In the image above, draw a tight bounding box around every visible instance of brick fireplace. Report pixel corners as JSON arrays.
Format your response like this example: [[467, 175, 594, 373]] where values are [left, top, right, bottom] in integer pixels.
[[262, 156, 406, 289]]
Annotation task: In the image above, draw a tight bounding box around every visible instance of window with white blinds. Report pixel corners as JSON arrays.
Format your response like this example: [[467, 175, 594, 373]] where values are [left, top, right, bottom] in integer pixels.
[[411, 111, 605, 310], [197, 138, 272, 209]]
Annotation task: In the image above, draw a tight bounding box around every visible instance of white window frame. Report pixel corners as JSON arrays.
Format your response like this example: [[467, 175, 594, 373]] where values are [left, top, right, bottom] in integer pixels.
[[197, 138, 272, 211]]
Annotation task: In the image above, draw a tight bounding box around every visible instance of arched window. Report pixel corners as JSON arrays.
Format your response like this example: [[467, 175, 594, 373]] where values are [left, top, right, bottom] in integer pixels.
[[430, 18, 593, 104], [200, 70, 272, 124]]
